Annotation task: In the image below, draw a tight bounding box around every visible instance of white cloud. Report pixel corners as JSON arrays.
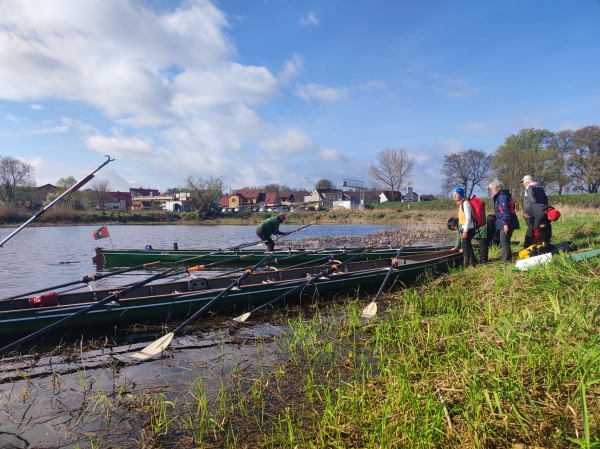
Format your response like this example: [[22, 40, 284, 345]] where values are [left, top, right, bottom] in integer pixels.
[[29, 125, 69, 134], [0, 0, 332, 189], [29, 104, 43, 110], [299, 12, 319, 26], [85, 135, 170, 158], [357, 80, 387, 91], [294, 82, 347, 103], [259, 128, 316, 155], [5, 113, 20, 121], [319, 148, 348, 162], [463, 121, 487, 132], [431, 73, 480, 99], [278, 54, 303, 84], [61, 117, 98, 134]]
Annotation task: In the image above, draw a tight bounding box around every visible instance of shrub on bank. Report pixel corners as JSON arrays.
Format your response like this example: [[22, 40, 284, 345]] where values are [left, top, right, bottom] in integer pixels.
[[0, 205, 30, 224]]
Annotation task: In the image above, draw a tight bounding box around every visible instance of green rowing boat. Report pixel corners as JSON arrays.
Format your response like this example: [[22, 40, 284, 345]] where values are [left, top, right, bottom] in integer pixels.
[[96, 245, 454, 267], [1, 250, 462, 338]]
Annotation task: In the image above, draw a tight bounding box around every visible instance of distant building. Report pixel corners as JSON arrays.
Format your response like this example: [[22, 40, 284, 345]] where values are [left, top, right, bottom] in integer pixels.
[[344, 191, 380, 206], [130, 187, 160, 198], [379, 191, 402, 203], [305, 188, 347, 206], [105, 191, 132, 210], [258, 192, 280, 207], [33, 184, 58, 207], [278, 191, 307, 204], [229, 189, 262, 208]]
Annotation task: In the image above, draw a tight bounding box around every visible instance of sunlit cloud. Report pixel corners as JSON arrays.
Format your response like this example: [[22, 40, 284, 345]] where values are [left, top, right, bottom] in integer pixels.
[[294, 82, 346, 103], [29, 125, 69, 134], [299, 12, 319, 26], [431, 73, 480, 99], [463, 121, 487, 132]]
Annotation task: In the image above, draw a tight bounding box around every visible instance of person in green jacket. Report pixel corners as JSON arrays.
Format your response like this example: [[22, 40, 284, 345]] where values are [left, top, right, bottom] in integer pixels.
[[256, 213, 289, 252]]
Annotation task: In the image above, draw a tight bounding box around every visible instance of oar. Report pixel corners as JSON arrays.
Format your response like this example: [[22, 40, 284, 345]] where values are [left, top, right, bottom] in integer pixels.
[[115, 254, 257, 288], [0, 266, 177, 356], [280, 221, 316, 237], [360, 247, 404, 319], [174, 241, 266, 265], [0, 261, 162, 303], [0, 155, 114, 248], [130, 254, 273, 360], [185, 253, 254, 273], [213, 247, 327, 278], [283, 245, 378, 270], [233, 248, 371, 323]]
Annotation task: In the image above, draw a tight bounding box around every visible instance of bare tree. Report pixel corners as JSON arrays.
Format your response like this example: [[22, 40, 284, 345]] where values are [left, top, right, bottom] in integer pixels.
[[87, 179, 112, 209], [315, 179, 334, 190], [186, 175, 227, 216], [440, 149, 492, 198], [264, 183, 280, 193], [570, 125, 600, 193], [369, 148, 414, 201], [0, 156, 36, 205]]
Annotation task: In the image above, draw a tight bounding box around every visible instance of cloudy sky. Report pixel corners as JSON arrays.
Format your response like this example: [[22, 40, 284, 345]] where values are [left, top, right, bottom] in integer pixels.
[[1, 0, 599, 196]]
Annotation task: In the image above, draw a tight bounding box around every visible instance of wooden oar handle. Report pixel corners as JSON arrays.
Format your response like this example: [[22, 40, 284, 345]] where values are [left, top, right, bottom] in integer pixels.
[[142, 261, 161, 267]]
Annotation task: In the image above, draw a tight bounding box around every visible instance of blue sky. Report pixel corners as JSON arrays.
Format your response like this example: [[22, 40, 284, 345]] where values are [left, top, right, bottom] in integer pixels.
[[1, 0, 599, 196]]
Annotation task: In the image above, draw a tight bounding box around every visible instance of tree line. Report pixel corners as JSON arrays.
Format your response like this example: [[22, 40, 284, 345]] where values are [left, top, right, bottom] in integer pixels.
[[440, 126, 600, 198]]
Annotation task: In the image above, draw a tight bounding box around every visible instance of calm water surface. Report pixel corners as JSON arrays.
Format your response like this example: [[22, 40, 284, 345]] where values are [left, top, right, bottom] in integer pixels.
[[0, 224, 397, 297]]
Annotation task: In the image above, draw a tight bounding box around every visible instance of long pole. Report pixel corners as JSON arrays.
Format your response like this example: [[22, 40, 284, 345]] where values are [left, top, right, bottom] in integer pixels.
[[0, 155, 114, 247]]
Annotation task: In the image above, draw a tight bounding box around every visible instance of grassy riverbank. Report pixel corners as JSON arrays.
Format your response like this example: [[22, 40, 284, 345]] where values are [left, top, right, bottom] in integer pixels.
[[91, 209, 599, 448], [2, 192, 598, 227]]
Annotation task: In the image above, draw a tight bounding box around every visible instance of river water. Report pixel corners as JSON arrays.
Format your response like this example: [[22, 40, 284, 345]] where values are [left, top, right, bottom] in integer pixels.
[[0, 223, 398, 297]]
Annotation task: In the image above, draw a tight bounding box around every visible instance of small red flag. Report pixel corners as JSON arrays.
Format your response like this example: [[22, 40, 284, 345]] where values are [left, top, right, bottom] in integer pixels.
[[92, 226, 110, 240]]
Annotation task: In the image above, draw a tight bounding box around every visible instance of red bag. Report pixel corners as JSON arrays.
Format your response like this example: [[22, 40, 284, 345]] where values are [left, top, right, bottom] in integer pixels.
[[29, 292, 60, 308], [469, 196, 486, 227]]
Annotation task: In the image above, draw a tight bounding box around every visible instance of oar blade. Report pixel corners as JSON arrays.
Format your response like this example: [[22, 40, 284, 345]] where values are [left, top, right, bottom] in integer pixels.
[[131, 333, 174, 360], [233, 312, 251, 323], [361, 302, 377, 319]]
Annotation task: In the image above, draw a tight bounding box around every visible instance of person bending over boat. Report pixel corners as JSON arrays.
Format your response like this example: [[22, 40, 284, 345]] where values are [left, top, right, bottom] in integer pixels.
[[523, 203, 560, 246], [256, 213, 290, 252]]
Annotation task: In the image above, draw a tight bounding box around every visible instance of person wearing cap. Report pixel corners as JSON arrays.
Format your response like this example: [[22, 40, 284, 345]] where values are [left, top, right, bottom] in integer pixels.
[[452, 187, 476, 267], [489, 180, 520, 262], [521, 175, 548, 248], [523, 203, 561, 246], [256, 213, 289, 252]]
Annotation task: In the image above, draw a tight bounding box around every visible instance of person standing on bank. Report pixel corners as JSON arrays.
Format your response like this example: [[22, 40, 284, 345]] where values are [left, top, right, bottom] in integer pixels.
[[452, 187, 476, 268], [256, 213, 289, 252], [489, 180, 520, 262], [521, 175, 548, 248]]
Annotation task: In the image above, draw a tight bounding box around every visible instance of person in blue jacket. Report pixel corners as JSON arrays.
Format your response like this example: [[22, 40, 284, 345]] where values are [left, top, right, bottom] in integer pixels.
[[489, 180, 520, 262]]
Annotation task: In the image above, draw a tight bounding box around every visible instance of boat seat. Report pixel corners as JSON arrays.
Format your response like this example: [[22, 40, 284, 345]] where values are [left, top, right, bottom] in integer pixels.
[[188, 278, 210, 292]]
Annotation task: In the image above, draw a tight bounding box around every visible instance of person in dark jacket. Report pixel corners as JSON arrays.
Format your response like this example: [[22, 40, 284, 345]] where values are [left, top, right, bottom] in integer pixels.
[[489, 180, 520, 262], [523, 204, 561, 246], [473, 213, 497, 263], [521, 175, 548, 248], [256, 213, 289, 252]]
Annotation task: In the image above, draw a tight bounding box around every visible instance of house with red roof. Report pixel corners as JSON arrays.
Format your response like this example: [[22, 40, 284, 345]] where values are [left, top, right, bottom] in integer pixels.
[[278, 191, 308, 204], [106, 191, 133, 210], [229, 189, 262, 208], [258, 191, 281, 206]]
